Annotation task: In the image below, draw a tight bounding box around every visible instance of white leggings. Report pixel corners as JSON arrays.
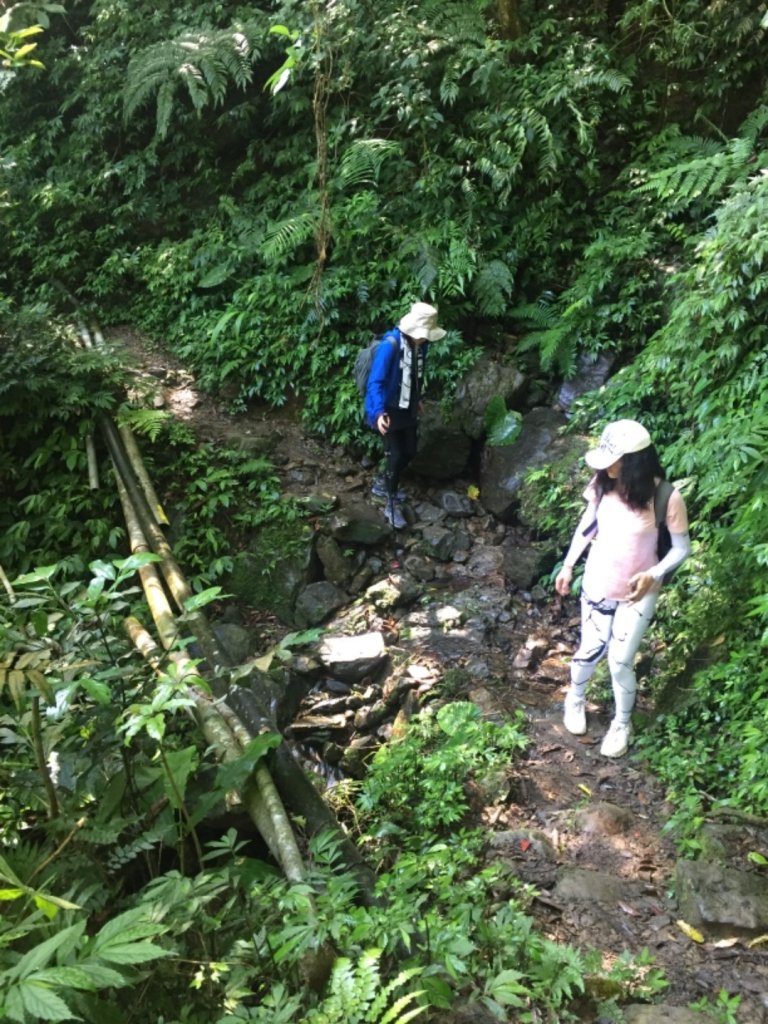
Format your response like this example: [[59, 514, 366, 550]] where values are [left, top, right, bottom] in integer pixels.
[[569, 589, 659, 724]]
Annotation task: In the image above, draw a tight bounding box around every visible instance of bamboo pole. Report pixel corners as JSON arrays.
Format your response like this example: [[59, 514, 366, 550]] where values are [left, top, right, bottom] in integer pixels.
[[0, 564, 15, 603], [102, 415, 229, 674], [118, 423, 169, 525], [85, 434, 100, 490], [124, 617, 296, 873]]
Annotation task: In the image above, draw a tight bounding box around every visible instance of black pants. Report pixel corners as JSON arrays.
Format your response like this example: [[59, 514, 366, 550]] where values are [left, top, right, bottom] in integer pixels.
[[383, 424, 418, 496]]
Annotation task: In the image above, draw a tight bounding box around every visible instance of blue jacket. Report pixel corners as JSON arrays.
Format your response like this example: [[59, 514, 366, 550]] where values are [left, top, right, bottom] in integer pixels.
[[364, 329, 428, 429]]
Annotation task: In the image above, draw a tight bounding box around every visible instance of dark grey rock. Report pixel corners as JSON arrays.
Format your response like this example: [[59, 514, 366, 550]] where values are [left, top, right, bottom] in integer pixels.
[[409, 401, 472, 479], [479, 407, 568, 521], [317, 632, 388, 684], [440, 491, 476, 518], [294, 582, 349, 627], [316, 533, 356, 588], [417, 523, 459, 562], [622, 1007, 716, 1024], [451, 354, 526, 440], [675, 859, 768, 933], [557, 352, 614, 413]]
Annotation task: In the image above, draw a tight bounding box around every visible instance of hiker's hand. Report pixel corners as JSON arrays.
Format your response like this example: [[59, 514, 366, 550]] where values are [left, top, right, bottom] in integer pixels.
[[627, 572, 653, 602], [377, 413, 390, 435], [555, 566, 573, 596]]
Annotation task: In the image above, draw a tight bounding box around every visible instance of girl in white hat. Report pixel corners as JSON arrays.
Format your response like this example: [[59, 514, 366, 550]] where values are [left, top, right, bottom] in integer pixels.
[[554, 420, 691, 757]]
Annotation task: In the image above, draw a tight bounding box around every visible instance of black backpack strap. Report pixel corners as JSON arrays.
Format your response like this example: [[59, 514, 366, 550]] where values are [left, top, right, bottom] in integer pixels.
[[581, 480, 603, 538], [654, 479, 674, 527]]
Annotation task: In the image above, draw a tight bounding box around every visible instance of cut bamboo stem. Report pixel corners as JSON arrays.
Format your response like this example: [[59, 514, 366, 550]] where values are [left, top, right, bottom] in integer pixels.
[[85, 434, 100, 490], [124, 617, 288, 869], [118, 423, 169, 525]]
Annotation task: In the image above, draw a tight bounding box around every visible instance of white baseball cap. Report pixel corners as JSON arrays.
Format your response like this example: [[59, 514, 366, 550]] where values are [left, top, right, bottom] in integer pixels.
[[585, 419, 652, 470]]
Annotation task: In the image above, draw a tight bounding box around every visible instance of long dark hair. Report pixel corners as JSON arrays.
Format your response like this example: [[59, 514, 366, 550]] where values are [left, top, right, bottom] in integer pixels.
[[596, 445, 665, 510]]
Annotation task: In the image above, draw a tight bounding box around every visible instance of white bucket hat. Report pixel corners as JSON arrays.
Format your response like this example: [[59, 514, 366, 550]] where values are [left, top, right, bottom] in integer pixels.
[[398, 302, 446, 342], [585, 419, 652, 470]]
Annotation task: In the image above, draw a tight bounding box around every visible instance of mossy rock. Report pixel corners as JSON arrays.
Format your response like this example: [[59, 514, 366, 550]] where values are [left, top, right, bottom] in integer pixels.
[[227, 521, 318, 624], [516, 431, 589, 545]]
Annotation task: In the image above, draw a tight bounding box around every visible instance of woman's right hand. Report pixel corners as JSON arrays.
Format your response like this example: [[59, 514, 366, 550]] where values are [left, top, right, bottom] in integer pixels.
[[555, 565, 573, 596]]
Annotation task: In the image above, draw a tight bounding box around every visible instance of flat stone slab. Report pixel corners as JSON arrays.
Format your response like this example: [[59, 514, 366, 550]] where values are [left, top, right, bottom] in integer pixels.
[[553, 866, 627, 904], [317, 631, 387, 683], [675, 859, 768, 933], [622, 1005, 716, 1024]]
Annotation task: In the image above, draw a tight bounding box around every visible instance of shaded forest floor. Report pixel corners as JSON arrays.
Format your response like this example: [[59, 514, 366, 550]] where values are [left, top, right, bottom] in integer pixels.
[[111, 326, 768, 1024]]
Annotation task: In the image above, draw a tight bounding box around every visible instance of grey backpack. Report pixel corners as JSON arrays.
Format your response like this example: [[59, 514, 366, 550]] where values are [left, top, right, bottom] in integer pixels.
[[353, 336, 396, 395]]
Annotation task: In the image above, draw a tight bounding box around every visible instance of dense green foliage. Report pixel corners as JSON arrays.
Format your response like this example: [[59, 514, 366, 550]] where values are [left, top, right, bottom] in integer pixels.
[[1, 0, 768, 1019], [0, 566, 666, 1021]]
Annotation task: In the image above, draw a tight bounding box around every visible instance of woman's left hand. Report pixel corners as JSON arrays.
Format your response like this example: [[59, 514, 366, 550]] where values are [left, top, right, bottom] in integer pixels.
[[627, 571, 654, 602]]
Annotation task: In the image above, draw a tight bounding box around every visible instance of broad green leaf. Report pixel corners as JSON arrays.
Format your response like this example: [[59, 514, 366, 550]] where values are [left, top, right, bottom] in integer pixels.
[[182, 586, 225, 612], [19, 980, 77, 1021], [485, 395, 523, 447], [10, 923, 86, 981], [93, 939, 170, 965], [0, 887, 24, 900], [13, 565, 58, 584], [161, 746, 198, 810]]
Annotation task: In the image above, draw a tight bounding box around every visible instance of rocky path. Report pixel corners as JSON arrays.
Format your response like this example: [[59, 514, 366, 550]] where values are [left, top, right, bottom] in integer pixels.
[[113, 326, 768, 1024]]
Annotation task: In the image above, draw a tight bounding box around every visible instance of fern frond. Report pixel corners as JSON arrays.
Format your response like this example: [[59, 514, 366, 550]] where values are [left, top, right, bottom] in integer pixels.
[[260, 211, 316, 263], [405, 237, 440, 295], [118, 407, 171, 442], [338, 138, 400, 190], [123, 22, 264, 138], [473, 259, 515, 317]]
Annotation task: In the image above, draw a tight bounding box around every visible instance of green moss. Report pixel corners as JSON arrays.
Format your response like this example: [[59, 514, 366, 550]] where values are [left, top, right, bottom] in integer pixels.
[[227, 521, 317, 624]]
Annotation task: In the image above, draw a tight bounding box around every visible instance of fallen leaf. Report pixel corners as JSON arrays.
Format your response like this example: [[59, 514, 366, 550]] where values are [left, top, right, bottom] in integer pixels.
[[578, 783, 593, 797], [676, 919, 705, 943], [618, 901, 640, 917], [519, 839, 531, 852], [747, 934, 768, 948], [712, 937, 741, 948]]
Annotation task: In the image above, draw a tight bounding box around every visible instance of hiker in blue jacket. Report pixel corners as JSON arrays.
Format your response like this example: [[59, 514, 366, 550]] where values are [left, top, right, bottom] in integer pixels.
[[364, 302, 446, 529]]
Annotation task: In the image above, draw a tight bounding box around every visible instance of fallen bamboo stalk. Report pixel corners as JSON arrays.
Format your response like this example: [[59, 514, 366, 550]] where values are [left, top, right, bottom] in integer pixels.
[[124, 616, 295, 873], [114, 453, 305, 876], [103, 417, 229, 674], [118, 423, 169, 525], [85, 434, 99, 490]]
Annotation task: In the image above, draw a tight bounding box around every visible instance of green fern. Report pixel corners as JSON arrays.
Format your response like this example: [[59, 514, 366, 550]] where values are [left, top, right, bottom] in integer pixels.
[[338, 139, 400, 190], [123, 22, 264, 138], [303, 949, 426, 1024], [260, 212, 317, 263], [472, 259, 515, 316], [638, 107, 768, 210], [118, 407, 171, 442]]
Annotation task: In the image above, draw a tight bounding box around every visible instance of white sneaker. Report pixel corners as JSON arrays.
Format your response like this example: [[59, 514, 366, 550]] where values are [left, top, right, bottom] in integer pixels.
[[600, 720, 632, 758], [383, 502, 407, 530], [563, 692, 586, 735]]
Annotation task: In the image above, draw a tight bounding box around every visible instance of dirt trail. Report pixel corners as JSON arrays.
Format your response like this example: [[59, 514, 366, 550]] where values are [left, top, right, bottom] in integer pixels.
[[112, 326, 767, 1023]]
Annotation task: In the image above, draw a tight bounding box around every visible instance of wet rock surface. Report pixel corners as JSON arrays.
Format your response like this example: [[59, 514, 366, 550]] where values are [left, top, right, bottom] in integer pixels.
[[114, 327, 768, 1024]]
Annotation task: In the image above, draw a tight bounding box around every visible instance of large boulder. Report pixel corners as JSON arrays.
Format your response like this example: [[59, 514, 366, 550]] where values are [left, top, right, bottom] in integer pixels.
[[479, 407, 568, 522], [556, 352, 614, 412], [451, 354, 526, 440], [227, 521, 318, 624], [409, 401, 472, 480]]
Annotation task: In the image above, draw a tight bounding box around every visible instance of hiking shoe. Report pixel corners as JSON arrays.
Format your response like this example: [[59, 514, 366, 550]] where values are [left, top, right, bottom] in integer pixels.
[[371, 477, 405, 502], [383, 502, 407, 530], [563, 692, 587, 735], [600, 720, 632, 758]]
